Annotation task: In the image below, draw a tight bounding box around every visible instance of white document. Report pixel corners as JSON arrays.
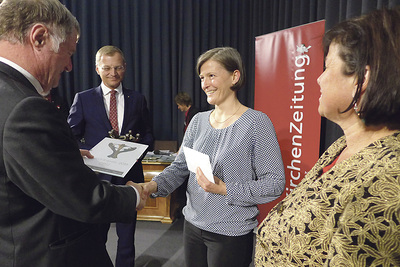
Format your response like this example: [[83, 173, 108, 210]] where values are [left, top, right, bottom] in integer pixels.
[[84, 137, 148, 178], [183, 146, 214, 183]]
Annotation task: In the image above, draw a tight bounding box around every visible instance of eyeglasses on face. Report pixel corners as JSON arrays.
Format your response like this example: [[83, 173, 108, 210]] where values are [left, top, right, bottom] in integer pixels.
[[100, 66, 125, 72]]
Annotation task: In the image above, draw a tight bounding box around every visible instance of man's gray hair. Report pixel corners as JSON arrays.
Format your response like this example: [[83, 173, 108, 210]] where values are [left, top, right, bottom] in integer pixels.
[[0, 0, 80, 52]]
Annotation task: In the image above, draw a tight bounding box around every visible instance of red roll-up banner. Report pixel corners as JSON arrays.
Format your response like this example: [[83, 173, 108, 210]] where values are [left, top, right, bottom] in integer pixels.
[[255, 20, 325, 223]]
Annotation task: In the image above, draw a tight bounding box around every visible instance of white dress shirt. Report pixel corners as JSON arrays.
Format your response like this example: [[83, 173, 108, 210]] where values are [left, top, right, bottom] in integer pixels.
[[100, 82, 140, 206]]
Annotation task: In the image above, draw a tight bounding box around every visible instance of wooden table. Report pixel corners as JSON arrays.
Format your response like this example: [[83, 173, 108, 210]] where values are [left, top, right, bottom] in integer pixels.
[[137, 161, 178, 223]]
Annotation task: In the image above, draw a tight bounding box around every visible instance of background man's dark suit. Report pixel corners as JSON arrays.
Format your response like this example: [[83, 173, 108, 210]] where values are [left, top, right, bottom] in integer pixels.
[[0, 62, 138, 267], [68, 85, 154, 266]]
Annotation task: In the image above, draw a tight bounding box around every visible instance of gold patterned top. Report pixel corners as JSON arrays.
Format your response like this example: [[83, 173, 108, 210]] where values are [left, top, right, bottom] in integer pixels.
[[255, 132, 400, 266]]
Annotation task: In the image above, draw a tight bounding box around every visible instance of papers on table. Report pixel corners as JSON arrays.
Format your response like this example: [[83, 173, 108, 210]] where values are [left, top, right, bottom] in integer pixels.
[[183, 146, 214, 183], [84, 137, 148, 177], [143, 151, 176, 163]]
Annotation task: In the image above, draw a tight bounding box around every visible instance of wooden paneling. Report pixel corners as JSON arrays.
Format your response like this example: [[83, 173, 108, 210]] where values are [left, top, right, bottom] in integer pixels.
[[137, 162, 178, 223]]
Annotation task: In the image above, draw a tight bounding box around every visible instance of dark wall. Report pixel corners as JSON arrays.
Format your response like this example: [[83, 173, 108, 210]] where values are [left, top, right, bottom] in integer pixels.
[[57, 0, 400, 152]]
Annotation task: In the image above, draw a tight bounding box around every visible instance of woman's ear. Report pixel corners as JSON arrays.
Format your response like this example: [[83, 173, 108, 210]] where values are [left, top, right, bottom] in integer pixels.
[[232, 70, 240, 85], [353, 65, 370, 98], [361, 65, 370, 91]]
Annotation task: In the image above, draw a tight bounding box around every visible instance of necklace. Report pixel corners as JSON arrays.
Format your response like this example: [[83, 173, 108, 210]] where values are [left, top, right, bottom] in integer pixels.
[[212, 105, 241, 124]]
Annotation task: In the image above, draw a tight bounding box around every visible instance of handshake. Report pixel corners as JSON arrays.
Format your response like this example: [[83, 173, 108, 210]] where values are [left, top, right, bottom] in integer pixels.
[[80, 149, 157, 211], [125, 181, 158, 210]]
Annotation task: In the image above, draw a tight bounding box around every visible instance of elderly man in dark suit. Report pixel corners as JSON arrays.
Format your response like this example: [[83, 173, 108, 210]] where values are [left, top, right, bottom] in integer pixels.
[[0, 1, 146, 267], [68, 45, 154, 267]]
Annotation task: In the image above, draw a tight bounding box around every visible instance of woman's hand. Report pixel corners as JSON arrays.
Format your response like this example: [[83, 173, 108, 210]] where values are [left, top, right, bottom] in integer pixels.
[[196, 167, 227, 195], [141, 180, 158, 195]]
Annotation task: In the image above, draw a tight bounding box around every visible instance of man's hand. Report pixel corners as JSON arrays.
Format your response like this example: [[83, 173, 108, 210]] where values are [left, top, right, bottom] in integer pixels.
[[79, 149, 94, 159], [126, 181, 149, 210], [141, 181, 158, 195], [196, 167, 227, 195]]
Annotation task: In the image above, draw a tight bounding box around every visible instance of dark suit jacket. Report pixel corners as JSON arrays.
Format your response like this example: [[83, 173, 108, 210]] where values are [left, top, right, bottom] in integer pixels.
[[0, 62, 138, 267], [68, 86, 154, 184]]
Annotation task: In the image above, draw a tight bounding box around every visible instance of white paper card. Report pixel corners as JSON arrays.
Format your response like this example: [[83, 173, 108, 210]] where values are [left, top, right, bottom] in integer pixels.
[[183, 146, 214, 183], [84, 137, 148, 177]]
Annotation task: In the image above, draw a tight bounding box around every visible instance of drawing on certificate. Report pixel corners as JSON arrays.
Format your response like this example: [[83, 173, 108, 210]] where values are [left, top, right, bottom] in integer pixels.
[[84, 137, 148, 177]]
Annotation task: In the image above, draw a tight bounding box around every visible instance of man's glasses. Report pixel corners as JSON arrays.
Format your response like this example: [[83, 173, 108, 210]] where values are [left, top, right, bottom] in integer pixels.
[[100, 66, 125, 72]]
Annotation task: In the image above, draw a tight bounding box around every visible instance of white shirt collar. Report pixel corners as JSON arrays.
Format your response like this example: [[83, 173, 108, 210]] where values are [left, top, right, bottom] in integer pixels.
[[101, 82, 123, 96], [0, 56, 45, 96]]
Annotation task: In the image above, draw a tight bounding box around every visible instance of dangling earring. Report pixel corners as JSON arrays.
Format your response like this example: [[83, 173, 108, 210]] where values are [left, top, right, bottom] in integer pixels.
[[354, 103, 361, 117]]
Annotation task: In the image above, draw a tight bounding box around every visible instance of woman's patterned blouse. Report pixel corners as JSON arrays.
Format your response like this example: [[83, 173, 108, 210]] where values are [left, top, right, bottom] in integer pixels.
[[255, 132, 400, 267]]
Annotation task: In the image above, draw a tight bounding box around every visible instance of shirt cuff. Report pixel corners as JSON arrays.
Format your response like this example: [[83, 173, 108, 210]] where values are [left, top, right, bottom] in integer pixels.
[[129, 186, 141, 208]]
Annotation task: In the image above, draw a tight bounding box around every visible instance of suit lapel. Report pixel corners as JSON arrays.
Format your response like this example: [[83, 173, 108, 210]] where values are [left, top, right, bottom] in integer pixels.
[[121, 88, 134, 133], [93, 86, 113, 130]]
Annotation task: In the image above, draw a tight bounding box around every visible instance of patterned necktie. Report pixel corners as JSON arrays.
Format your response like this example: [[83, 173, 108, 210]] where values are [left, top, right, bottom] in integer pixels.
[[109, 90, 119, 133]]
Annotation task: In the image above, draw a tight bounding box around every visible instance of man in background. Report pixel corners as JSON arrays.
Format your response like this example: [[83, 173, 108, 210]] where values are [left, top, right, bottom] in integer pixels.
[[68, 45, 154, 267], [0, 1, 145, 267]]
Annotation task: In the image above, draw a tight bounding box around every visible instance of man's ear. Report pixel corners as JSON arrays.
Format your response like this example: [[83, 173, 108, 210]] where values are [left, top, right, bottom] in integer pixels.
[[30, 24, 48, 48], [95, 65, 101, 75]]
